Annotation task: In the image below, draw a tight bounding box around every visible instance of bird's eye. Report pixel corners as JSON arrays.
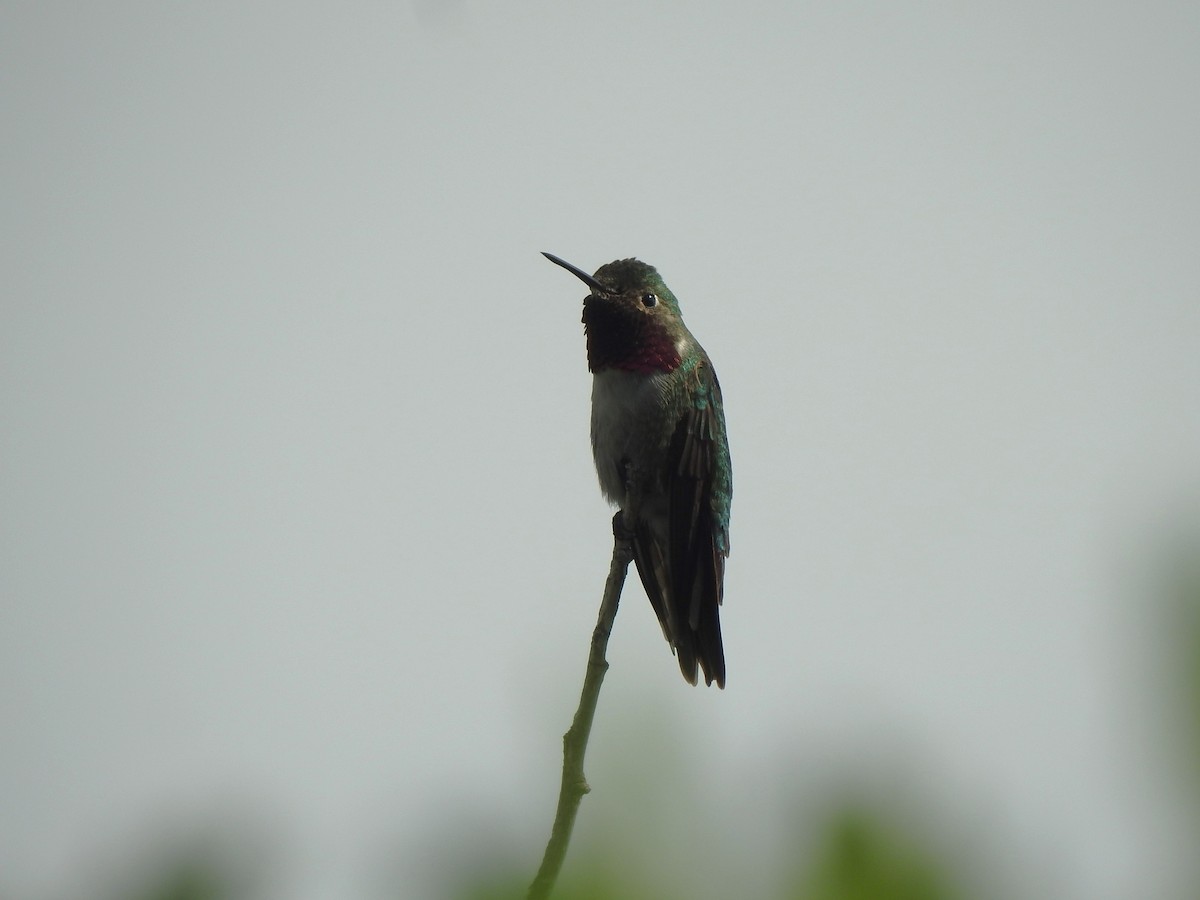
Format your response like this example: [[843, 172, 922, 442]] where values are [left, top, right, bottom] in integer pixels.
[[641, 293, 658, 308]]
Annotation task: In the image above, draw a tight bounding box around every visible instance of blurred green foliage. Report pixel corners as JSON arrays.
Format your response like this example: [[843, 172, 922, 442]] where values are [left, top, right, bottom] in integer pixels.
[[449, 805, 964, 900], [121, 861, 232, 900], [784, 810, 962, 900]]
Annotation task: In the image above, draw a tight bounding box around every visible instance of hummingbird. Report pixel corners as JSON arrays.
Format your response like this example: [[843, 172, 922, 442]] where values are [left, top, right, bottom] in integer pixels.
[[543, 252, 732, 688]]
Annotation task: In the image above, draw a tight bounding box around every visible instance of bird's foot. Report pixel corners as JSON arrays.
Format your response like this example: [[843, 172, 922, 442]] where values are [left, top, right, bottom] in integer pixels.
[[612, 510, 635, 542]]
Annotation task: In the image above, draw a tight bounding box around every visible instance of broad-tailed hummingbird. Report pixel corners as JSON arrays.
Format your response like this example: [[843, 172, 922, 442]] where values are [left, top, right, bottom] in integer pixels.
[[543, 252, 731, 688]]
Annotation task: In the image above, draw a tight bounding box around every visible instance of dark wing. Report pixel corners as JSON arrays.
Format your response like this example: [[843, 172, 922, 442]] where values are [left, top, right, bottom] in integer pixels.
[[630, 521, 679, 650], [664, 359, 730, 687]]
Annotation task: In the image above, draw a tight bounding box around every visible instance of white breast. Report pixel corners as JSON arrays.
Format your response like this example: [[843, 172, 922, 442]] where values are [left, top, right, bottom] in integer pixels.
[[589, 369, 671, 504]]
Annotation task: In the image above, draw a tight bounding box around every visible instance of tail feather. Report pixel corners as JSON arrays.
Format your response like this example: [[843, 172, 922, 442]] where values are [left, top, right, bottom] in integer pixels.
[[632, 521, 725, 688]]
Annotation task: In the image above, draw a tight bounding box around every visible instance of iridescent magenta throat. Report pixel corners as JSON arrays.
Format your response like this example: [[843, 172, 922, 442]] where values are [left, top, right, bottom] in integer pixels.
[[584, 304, 681, 374]]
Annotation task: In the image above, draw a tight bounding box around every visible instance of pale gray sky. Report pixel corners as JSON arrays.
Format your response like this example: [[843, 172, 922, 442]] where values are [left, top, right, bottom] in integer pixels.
[[2, 4, 1199, 899]]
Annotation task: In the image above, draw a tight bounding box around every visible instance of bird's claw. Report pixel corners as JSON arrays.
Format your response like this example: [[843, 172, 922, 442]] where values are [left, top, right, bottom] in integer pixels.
[[612, 510, 635, 542]]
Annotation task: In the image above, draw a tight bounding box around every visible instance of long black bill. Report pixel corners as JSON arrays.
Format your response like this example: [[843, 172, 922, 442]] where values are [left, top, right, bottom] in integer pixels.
[[542, 252, 609, 294]]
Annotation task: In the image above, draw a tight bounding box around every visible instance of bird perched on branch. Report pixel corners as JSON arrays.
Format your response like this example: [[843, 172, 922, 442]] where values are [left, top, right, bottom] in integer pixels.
[[544, 252, 732, 688]]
